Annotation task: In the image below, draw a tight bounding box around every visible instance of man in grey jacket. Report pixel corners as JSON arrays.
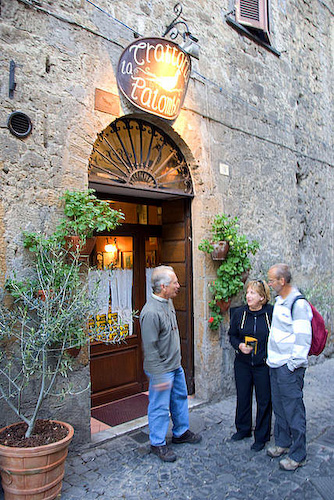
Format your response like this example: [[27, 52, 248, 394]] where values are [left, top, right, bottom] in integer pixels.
[[267, 263, 312, 471], [140, 265, 202, 462]]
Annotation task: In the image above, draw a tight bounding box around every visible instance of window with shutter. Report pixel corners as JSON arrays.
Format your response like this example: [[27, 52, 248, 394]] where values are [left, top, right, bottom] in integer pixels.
[[226, 0, 280, 55], [235, 0, 269, 33]]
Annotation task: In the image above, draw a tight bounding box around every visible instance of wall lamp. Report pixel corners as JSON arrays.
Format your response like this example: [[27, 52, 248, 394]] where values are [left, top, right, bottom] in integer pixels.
[[104, 237, 118, 255], [163, 3, 200, 60]]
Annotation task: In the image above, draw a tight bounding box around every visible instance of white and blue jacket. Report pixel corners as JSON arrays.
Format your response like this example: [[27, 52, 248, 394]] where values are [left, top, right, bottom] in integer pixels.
[[267, 288, 312, 371]]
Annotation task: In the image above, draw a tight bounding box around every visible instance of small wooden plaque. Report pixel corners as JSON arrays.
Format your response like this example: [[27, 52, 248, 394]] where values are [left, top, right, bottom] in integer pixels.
[[94, 88, 120, 115]]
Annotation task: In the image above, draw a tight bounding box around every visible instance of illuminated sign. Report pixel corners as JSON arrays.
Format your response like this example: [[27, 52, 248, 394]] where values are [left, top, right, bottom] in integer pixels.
[[117, 37, 191, 121]]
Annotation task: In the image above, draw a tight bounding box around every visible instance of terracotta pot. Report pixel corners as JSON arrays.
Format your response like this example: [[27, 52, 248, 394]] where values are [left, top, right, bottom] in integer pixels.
[[36, 290, 54, 302], [216, 298, 232, 312], [65, 346, 81, 358], [241, 269, 250, 283], [211, 241, 229, 261], [37, 290, 46, 302], [65, 236, 96, 259], [0, 421, 74, 500]]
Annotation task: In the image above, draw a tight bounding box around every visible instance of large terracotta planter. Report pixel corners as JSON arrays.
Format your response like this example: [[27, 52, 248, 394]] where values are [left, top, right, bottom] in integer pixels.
[[211, 241, 229, 260], [0, 421, 74, 500]]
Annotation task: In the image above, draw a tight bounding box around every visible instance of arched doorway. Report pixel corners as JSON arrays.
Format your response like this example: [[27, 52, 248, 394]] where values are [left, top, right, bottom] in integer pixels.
[[88, 117, 194, 408]]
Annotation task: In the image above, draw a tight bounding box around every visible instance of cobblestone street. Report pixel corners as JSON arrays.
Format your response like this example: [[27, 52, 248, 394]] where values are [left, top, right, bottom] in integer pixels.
[[1, 358, 333, 500], [59, 357, 334, 499]]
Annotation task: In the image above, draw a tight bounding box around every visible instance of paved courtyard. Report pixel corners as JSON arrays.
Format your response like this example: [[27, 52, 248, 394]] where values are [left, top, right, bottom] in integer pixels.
[[1, 358, 333, 499]]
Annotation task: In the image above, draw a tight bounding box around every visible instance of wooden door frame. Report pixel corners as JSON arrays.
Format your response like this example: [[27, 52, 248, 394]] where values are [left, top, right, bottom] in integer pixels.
[[184, 199, 194, 393]]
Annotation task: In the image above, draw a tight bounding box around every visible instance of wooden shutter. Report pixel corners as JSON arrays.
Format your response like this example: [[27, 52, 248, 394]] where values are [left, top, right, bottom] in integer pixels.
[[235, 0, 269, 33]]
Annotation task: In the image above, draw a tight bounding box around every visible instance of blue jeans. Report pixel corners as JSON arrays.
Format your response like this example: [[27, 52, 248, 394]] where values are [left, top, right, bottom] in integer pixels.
[[269, 364, 306, 462], [145, 366, 189, 446]]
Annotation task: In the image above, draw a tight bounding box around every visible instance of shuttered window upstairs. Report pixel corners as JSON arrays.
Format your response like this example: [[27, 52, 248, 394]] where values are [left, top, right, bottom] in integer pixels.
[[235, 0, 269, 33], [226, 0, 280, 55]]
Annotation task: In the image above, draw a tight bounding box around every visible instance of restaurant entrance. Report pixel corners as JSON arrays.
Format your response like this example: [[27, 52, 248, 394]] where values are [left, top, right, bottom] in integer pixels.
[[89, 197, 194, 407], [88, 116, 194, 410]]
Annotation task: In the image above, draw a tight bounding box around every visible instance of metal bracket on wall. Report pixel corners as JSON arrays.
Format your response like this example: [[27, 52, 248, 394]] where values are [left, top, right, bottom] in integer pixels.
[[9, 60, 16, 99]]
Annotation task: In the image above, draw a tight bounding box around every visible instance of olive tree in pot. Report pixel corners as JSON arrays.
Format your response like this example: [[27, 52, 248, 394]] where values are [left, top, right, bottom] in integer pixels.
[[0, 190, 124, 499], [199, 214, 259, 330]]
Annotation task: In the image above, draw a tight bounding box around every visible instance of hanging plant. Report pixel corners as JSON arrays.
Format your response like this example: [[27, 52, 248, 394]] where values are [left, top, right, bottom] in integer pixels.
[[211, 240, 230, 260], [61, 189, 124, 237], [199, 214, 259, 330]]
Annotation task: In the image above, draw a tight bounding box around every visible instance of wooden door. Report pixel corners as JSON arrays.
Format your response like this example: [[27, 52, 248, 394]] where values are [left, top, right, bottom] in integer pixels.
[[90, 229, 146, 407], [90, 198, 194, 407], [161, 199, 194, 393]]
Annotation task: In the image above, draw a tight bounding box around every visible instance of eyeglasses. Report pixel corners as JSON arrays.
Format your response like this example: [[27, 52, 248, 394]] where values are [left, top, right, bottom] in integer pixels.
[[268, 279, 277, 284]]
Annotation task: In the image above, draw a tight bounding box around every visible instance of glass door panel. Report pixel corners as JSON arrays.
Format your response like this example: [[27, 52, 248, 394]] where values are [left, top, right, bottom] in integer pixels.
[[90, 236, 134, 340], [145, 236, 161, 300]]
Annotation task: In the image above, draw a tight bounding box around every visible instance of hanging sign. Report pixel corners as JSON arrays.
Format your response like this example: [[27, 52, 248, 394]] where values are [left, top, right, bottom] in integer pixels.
[[117, 37, 191, 121]]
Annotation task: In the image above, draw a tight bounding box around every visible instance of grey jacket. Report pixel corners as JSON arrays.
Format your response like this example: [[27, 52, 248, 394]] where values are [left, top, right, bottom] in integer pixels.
[[139, 294, 181, 375]]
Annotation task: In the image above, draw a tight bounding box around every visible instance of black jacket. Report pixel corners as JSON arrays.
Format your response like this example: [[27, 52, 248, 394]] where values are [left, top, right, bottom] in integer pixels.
[[228, 303, 273, 366]]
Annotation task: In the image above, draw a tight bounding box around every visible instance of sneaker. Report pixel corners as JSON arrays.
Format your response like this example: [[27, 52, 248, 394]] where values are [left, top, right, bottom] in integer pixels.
[[172, 429, 202, 444], [150, 445, 177, 462], [279, 457, 305, 471], [231, 431, 252, 441], [267, 445, 289, 458], [251, 442, 265, 452]]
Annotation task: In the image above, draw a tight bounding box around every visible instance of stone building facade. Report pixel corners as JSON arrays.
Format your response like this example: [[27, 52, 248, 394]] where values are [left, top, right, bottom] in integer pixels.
[[1, 0, 333, 445]]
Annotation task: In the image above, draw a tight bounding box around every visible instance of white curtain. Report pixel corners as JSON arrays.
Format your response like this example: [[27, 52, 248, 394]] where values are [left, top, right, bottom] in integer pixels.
[[88, 269, 110, 316], [88, 269, 133, 335], [111, 269, 133, 335]]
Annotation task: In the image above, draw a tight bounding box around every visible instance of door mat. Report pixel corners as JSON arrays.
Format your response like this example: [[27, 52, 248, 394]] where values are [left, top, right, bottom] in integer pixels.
[[92, 393, 149, 427]]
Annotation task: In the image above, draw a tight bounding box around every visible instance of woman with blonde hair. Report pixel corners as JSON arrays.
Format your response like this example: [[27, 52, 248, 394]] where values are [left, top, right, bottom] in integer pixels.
[[229, 279, 273, 451]]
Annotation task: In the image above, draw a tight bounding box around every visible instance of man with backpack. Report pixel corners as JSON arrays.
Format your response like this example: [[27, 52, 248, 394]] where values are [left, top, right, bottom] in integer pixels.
[[266, 263, 312, 471]]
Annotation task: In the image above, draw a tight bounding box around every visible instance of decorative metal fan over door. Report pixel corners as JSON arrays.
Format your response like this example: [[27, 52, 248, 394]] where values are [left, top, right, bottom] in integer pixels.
[[89, 117, 193, 196]]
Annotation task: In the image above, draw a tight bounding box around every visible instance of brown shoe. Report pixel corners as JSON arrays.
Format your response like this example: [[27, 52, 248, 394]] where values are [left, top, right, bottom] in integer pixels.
[[172, 429, 202, 444], [150, 445, 177, 462], [267, 445, 289, 458], [279, 457, 305, 471]]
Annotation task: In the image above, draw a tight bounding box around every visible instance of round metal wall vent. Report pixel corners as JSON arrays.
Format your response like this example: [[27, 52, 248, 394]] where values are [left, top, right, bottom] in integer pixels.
[[7, 111, 32, 138]]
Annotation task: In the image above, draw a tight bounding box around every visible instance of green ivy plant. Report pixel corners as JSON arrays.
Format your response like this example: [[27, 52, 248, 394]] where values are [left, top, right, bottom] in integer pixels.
[[23, 189, 125, 257], [58, 189, 124, 240], [199, 214, 259, 330]]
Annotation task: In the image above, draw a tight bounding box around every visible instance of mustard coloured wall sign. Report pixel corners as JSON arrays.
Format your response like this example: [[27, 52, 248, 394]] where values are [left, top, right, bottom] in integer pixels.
[[117, 37, 191, 120]]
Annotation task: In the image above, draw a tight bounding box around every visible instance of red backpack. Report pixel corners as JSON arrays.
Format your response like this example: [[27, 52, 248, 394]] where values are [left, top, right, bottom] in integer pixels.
[[291, 295, 328, 356]]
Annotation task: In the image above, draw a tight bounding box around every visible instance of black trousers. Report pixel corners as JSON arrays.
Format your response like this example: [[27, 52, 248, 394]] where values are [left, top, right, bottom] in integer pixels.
[[234, 357, 272, 443]]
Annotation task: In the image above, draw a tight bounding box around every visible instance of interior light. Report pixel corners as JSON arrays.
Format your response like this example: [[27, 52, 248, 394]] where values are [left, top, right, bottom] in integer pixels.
[[105, 238, 118, 254]]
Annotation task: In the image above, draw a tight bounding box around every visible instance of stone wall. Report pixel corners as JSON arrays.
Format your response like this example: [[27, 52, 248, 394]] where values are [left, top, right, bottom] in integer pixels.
[[0, 0, 333, 436]]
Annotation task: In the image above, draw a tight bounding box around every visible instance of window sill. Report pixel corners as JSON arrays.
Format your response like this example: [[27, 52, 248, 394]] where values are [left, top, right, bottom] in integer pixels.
[[226, 16, 281, 57]]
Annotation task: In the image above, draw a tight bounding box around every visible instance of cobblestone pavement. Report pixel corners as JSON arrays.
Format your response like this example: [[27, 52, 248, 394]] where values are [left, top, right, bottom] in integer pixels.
[[1, 358, 334, 499]]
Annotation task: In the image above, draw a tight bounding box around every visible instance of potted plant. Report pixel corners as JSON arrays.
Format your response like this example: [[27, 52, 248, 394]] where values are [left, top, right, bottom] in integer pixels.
[[211, 241, 230, 261], [0, 191, 125, 499], [58, 189, 124, 257], [199, 214, 259, 330]]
